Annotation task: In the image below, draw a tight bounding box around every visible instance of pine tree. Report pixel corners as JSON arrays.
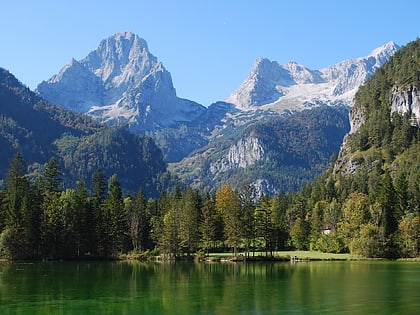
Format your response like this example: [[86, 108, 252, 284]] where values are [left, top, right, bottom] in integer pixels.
[[1, 153, 41, 259], [179, 187, 200, 256], [255, 195, 275, 256], [199, 194, 219, 254], [90, 169, 107, 257], [74, 181, 90, 256], [126, 188, 149, 251], [92, 169, 106, 200], [39, 156, 63, 259], [4, 153, 27, 227], [378, 172, 398, 258], [42, 157, 62, 194], [160, 189, 183, 257], [104, 174, 126, 254]]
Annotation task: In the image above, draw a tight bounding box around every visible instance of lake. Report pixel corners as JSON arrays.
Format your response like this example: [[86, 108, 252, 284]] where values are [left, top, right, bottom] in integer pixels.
[[0, 260, 419, 314]]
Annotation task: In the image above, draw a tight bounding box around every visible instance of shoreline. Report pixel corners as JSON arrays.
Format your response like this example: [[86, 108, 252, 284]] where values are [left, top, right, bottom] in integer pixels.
[[2, 251, 420, 263]]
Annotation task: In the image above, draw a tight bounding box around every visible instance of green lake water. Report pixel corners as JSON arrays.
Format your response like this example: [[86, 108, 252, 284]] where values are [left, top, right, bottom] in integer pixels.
[[0, 260, 419, 314]]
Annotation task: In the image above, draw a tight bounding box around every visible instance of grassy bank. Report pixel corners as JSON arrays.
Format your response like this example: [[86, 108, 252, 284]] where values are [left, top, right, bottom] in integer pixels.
[[205, 251, 356, 262]]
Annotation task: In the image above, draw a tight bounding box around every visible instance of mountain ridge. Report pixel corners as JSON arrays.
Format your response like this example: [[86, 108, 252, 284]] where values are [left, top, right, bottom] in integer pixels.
[[226, 41, 400, 111], [34, 32, 401, 193]]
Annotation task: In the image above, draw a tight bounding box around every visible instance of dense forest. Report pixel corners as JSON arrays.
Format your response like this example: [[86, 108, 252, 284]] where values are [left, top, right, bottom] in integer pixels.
[[0, 39, 419, 261], [0, 150, 418, 260]]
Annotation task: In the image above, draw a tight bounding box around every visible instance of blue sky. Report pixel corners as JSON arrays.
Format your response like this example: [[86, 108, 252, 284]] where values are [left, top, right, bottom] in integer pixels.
[[1, 0, 419, 106]]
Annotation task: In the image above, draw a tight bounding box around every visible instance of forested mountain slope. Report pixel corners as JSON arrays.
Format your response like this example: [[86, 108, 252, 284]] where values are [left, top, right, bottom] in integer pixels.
[[170, 106, 350, 194], [293, 39, 420, 258], [0, 68, 169, 196]]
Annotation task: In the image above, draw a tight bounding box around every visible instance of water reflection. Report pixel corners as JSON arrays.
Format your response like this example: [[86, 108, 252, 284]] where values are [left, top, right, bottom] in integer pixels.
[[0, 261, 419, 314]]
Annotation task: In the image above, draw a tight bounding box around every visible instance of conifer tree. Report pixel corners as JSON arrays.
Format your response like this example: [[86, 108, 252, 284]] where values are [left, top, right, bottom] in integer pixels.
[[90, 169, 107, 256], [199, 193, 219, 253], [104, 174, 126, 254], [378, 172, 398, 257], [179, 187, 200, 256], [39, 156, 63, 259], [74, 181, 90, 256], [4, 153, 27, 227], [92, 169, 106, 200], [42, 157, 62, 194], [126, 188, 149, 251], [1, 153, 41, 259]]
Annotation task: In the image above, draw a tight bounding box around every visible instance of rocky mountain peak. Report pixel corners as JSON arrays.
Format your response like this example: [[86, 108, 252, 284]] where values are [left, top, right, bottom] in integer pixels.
[[83, 31, 156, 86], [226, 42, 400, 111], [37, 32, 205, 132], [369, 41, 400, 60], [224, 57, 293, 109]]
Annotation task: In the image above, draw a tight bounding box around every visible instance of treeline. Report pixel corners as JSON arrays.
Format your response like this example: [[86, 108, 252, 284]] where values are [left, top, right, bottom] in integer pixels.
[[0, 148, 419, 261]]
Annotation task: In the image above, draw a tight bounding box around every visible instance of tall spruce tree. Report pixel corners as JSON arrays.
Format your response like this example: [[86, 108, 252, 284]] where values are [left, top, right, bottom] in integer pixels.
[[179, 187, 200, 256], [199, 193, 219, 253], [378, 172, 398, 257], [90, 169, 107, 256], [104, 174, 126, 254], [4, 153, 27, 227], [1, 153, 40, 259]]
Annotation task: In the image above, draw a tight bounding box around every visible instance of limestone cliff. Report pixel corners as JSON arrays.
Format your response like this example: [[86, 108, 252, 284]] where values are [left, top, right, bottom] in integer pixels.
[[390, 86, 420, 126]]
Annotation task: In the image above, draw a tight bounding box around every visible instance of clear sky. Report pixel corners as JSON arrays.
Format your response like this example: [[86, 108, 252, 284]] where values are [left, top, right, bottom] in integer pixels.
[[1, 0, 419, 106]]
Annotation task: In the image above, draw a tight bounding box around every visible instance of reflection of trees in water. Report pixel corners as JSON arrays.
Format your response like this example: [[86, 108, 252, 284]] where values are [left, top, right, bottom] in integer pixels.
[[0, 261, 418, 314]]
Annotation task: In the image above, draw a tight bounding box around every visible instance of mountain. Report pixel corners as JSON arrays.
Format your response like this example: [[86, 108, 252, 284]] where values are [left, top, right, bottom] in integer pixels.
[[169, 42, 399, 194], [170, 105, 350, 194], [36, 33, 398, 163], [297, 39, 419, 258], [0, 68, 170, 196], [35, 33, 400, 194], [334, 39, 420, 177], [225, 41, 400, 111], [37, 31, 206, 133]]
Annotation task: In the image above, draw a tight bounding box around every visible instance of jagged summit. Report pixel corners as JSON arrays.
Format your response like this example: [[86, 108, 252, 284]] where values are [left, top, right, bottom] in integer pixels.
[[369, 41, 399, 58], [283, 61, 324, 85], [225, 41, 400, 111], [224, 58, 291, 109], [37, 31, 205, 132], [82, 31, 156, 87]]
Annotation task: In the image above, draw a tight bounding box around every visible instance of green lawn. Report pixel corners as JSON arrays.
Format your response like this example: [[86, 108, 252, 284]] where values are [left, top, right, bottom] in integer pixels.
[[207, 250, 355, 261], [273, 250, 354, 260]]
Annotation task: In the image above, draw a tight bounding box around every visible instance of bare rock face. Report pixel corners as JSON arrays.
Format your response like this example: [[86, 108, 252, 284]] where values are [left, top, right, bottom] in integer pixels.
[[390, 86, 420, 126], [348, 106, 366, 134], [37, 31, 205, 132], [210, 135, 265, 175], [335, 84, 419, 175], [349, 85, 420, 136]]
